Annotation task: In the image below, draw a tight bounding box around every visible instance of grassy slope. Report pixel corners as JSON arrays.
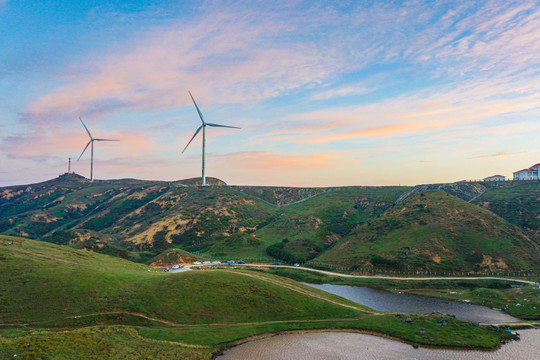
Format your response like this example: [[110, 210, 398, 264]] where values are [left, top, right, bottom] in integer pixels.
[[317, 190, 540, 271], [263, 267, 540, 320], [252, 187, 408, 260], [473, 181, 540, 242], [1, 176, 538, 273], [0, 236, 512, 359], [0, 236, 364, 326]]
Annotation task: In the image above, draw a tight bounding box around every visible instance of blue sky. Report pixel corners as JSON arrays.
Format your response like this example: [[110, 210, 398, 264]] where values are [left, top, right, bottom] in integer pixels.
[[1, 0, 539, 186]]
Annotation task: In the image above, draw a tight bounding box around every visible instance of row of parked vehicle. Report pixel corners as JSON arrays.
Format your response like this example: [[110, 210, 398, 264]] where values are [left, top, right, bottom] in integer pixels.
[[163, 261, 301, 271], [162, 264, 184, 272]]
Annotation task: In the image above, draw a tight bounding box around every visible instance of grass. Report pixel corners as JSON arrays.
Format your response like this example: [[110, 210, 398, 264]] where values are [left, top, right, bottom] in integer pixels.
[[262, 267, 540, 320], [316, 190, 540, 271], [2, 176, 538, 274], [0, 236, 516, 358]]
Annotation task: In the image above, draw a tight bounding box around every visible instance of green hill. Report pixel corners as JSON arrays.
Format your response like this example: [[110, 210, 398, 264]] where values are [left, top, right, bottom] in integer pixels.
[[0, 174, 538, 273], [471, 181, 540, 242], [0, 236, 512, 358], [316, 190, 540, 271]]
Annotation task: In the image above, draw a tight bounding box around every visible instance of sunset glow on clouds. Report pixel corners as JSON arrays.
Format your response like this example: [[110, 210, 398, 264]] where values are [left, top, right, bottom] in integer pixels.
[[1, 0, 539, 186]]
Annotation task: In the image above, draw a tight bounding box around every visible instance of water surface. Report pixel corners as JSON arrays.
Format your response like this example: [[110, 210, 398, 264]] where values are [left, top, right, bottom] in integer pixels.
[[218, 330, 540, 360], [304, 283, 519, 323]]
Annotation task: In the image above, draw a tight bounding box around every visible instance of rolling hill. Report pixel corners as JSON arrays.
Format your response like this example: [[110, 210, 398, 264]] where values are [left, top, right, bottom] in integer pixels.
[[0, 236, 511, 358], [316, 190, 540, 271], [0, 174, 538, 272]]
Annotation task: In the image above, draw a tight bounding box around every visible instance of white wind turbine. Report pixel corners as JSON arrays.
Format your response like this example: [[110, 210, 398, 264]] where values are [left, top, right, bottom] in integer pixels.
[[182, 91, 240, 186], [78, 117, 119, 182]]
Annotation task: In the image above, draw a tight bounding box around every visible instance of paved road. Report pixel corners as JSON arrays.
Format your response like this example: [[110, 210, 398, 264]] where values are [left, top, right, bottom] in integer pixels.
[[169, 263, 538, 285]]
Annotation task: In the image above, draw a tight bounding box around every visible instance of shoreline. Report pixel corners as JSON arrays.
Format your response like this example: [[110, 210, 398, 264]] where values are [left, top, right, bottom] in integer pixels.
[[212, 326, 517, 359]]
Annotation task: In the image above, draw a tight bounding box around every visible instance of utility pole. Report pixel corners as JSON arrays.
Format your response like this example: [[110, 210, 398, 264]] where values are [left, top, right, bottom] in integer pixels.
[[68, 157, 72, 173]]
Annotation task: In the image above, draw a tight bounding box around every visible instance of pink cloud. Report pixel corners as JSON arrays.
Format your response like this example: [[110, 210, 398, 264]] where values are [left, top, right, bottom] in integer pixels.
[[23, 9, 338, 125], [3, 128, 154, 159], [469, 150, 533, 160]]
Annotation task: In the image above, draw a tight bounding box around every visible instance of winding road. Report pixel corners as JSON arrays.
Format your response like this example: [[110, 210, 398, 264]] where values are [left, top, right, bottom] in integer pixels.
[[172, 263, 538, 285]]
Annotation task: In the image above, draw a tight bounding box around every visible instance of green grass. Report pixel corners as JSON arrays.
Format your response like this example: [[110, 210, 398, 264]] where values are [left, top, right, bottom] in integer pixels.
[[262, 267, 540, 320], [0, 236, 364, 326], [2, 176, 538, 274], [0, 236, 515, 358], [316, 190, 540, 271]]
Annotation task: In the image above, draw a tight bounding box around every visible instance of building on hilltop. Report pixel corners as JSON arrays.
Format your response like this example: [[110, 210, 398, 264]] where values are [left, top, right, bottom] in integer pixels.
[[483, 175, 505, 181], [513, 163, 540, 180]]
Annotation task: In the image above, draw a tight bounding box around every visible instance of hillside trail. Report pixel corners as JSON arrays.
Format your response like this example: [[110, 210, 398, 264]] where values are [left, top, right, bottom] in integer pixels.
[[224, 269, 375, 313], [1, 313, 372, 332]]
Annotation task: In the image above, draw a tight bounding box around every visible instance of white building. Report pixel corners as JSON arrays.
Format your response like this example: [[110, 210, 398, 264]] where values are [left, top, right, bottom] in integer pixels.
[[483, 175, 505, 181], [513, 163, 540, 180]]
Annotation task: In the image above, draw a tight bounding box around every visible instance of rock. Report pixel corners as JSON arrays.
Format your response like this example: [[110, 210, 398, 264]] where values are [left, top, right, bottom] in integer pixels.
[[417, 328, 426, 335]]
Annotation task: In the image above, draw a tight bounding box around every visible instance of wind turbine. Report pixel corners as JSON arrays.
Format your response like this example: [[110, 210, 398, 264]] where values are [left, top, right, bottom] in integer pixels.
[[182, 91, 240, 186], [78, 117, 119, 182]]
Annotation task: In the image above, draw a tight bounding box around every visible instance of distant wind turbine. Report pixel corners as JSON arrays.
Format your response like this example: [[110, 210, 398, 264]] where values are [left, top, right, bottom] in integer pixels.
[[78, 117, 119, 182], [182, 91, 240, 186]]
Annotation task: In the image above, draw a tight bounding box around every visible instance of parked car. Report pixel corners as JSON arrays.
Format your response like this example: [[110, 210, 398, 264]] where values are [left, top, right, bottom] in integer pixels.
[[171, 265, 180, 269], [202, 261, 211, 264], [163, 267, 170, 272], [272, 262, 281, 266], [212, 261, 221, 264], [227, 260, 235, 264], [237, 261, 245, 264], [293, 263, 300, 267], [193, 261, 202, 265]]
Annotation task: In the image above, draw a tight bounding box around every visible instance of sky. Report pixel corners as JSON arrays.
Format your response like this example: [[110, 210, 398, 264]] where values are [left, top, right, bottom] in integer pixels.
[[1, 0, 539, 187]]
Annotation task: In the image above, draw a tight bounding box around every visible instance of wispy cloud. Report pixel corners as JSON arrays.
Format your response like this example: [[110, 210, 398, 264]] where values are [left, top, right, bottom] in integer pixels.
[[469, 150, 533, 160], [311, 86, 370, 100], [24, 2, 540, 124], [3, 1, 540, 186]]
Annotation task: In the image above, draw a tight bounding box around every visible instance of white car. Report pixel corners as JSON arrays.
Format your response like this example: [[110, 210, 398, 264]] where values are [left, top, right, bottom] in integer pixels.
[[212, 261, 221, 264], [193, 261, 202, 265], [171, 265, 180, 269], [202, 261, 211, 264], [294, 263, 300, 267]]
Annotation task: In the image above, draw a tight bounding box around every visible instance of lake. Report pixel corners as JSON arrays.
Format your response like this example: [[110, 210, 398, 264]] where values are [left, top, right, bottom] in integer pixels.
[[218, 329, 540, 359], [218, 283, 535, 359], [304, 283, 519, 323]]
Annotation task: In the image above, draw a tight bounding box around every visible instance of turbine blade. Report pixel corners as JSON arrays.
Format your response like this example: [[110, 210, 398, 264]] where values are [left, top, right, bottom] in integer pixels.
[[79, 117, 93, 139], [188, 91, 205, 124], [206, 123, 241, 129], [182, 125, 203, 153], [78, 140, 92, 160], [94, 138, 120, 141]]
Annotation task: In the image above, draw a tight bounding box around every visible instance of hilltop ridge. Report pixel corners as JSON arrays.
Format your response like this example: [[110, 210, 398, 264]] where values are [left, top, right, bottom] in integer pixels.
[[0, 174, 538, 272]]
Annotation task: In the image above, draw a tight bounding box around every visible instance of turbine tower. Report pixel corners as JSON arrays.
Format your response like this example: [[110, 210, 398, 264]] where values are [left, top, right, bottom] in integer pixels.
[[78, 117, 119, 182], [182, 91, 240, 186]]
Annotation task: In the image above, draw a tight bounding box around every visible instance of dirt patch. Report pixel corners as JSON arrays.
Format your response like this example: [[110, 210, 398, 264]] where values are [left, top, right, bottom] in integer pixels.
[[0, 189, 24, 200], [150, 251, 200, 267]]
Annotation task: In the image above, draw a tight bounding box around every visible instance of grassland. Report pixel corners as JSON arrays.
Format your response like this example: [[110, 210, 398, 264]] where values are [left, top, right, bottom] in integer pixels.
[[263, 267, 540, 320], [316, 190, 540, 272], [0, 175, 538, 274], [0, 236, 515, 359]]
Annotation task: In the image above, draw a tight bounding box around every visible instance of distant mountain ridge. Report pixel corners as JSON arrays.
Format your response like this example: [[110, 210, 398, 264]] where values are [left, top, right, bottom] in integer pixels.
[[0, 173, 538, 272]]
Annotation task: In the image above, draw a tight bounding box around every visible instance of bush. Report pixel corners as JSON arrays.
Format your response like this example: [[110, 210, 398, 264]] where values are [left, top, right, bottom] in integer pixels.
[[370, 255, 403, 269]]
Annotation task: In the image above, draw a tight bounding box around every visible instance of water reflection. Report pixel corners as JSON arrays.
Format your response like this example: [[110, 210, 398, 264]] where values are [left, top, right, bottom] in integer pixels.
[[304, 283, 519, 323], [218, 330, 540, 360]]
